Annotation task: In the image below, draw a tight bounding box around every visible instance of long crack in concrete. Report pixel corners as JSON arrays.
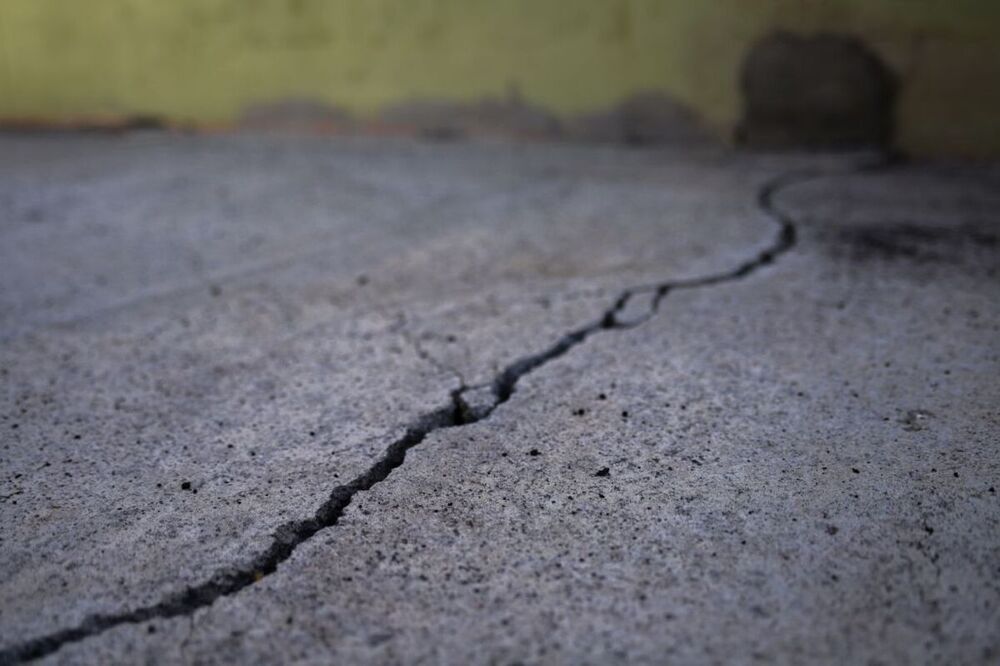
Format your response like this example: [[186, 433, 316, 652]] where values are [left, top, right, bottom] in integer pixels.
[[0, 153, 889, 664]]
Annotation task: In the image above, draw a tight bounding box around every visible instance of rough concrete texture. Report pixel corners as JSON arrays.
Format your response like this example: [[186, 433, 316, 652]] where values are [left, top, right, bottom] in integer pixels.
[[1, 134, 998, 664]]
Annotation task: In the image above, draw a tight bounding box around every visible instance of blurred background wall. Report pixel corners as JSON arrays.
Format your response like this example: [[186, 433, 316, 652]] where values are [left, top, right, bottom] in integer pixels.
[[0, 0, 997, 156]]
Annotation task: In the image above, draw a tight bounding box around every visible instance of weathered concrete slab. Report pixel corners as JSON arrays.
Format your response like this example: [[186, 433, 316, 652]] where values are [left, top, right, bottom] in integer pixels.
[[0, 134, 814, 661], [1, 135, 997, 664]]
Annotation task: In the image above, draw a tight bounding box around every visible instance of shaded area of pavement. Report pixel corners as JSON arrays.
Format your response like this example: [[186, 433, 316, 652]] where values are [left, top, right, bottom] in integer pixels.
[[1, 135, 998, 664]]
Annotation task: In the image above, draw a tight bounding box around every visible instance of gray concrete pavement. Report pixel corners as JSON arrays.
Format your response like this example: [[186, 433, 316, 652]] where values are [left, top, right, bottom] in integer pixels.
[[1, 134, 998, 664]]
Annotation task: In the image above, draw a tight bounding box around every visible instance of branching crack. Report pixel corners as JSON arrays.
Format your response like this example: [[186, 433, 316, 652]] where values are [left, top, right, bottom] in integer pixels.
[[0, 154, 888, 664]]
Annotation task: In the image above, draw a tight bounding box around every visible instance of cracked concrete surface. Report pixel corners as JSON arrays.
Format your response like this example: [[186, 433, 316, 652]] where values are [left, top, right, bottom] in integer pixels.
[[1, 134, 998, 664]]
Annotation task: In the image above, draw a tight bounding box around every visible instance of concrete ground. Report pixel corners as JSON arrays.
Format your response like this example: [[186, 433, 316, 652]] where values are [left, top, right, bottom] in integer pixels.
[[0, 134, 998, 665]]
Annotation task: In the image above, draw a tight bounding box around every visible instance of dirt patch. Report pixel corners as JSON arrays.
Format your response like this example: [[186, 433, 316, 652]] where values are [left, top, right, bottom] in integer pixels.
[[827, 224, 998, 269], [238, 98, 356, 133], [377, 92, 559, 141], [567, 92, 710, 146], [738, 32, 896, 150]]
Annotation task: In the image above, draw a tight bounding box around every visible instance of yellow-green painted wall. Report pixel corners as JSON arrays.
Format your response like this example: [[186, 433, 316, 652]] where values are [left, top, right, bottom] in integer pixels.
[[1, 1, 998, 156]]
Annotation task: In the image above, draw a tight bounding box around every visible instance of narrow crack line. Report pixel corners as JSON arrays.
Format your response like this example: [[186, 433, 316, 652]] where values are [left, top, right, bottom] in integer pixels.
[[0, 153, 889, 665], [0, 405, 458, 665], [392, 311, 468, 388]]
